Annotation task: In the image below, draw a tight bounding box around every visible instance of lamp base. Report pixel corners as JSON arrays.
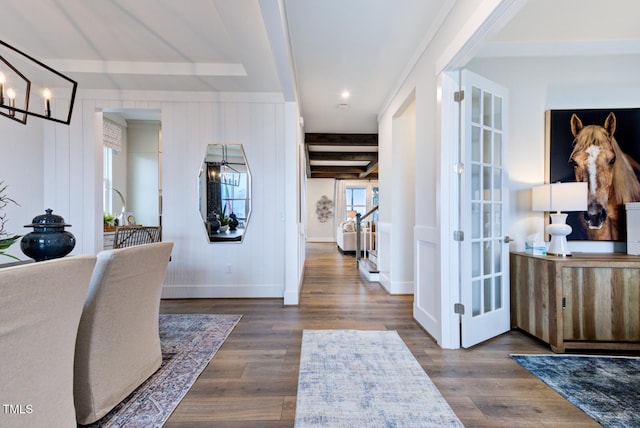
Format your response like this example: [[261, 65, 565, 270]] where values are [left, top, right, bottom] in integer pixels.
[[547, 213, 572, 256]]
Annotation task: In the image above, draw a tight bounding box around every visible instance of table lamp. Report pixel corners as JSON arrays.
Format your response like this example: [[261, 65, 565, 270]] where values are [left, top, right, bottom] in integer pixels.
[[531, 182, 588, 256]]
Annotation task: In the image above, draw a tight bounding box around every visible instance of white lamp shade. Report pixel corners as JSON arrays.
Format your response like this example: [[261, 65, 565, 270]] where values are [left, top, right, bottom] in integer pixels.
[[531, 182, 588, 256], [531, 182, 588, 213]]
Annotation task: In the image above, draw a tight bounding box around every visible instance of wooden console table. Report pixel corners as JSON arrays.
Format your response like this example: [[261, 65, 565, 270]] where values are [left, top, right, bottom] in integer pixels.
[[510, 251, 640, 353]]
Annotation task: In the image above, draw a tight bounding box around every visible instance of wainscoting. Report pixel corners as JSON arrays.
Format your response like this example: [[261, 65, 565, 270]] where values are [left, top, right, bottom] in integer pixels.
[[45, 90, 296, 300]]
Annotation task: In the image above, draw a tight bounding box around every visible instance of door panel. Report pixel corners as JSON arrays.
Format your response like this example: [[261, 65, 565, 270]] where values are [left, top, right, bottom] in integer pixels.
[[461, 70, 510, 348]]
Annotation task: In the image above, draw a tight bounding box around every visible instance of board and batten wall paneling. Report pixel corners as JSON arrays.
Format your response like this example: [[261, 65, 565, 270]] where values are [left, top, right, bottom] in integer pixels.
[[0, 113, 44, 260], [161, 99, 286, 297], [47, 91, 287, 298], [44, 98, 103, 257]]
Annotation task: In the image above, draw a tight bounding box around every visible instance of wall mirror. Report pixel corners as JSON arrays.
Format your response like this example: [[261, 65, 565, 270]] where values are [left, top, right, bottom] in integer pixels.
[[199, 144, 251, 243]]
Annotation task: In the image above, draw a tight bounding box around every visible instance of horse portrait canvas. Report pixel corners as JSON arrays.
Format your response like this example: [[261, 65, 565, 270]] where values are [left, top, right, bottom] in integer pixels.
[[546, 108, 640, 241]]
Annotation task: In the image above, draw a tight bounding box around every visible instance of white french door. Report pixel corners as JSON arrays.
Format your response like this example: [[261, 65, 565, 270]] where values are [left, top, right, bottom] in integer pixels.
[[459, 70, 510, 348]]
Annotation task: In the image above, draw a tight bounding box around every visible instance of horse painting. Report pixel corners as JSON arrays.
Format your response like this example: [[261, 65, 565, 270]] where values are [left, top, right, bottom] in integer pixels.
[[569, 112, 640, 240]]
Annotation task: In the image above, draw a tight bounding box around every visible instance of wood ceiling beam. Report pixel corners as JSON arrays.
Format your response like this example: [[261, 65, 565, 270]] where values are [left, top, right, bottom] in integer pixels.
[[305, 133, 378, 146], [304, 132, 379, 179], [308, 152, 378, 162], [305, 143, 311, 178], [311, 171, 379, 180], [359, 161, 378, 179], [311, 166, 367, 174]]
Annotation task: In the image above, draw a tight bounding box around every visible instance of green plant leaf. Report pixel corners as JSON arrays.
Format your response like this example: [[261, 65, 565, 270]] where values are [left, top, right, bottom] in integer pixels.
[[0, 234, 21, 260], [0, 251, 20, 261], [0, 235, 21, 251]]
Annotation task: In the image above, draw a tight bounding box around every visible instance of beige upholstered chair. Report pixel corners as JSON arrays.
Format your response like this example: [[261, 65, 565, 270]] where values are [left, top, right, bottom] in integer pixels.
[[74, 242, 173, 425], [0, 256, 96, 428]]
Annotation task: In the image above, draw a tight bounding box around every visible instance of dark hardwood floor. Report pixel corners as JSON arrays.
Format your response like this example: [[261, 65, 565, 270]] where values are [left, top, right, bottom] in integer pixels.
[[161, 242, 598, 427]]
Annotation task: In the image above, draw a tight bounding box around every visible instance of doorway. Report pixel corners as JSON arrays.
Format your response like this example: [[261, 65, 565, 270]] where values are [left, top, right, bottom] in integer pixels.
[[101, 109, 162, 233]]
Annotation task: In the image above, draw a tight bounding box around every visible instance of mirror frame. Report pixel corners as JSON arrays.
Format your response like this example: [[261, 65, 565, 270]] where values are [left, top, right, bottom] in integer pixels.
[[199, 143, 251, 243]]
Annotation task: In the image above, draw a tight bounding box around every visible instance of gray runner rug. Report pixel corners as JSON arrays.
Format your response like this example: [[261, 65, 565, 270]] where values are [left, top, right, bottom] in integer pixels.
[[295, 329, 463, 427]]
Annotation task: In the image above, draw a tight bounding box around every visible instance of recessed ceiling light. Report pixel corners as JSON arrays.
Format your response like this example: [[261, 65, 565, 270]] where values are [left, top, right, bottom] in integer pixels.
[[341, 90, 350, 99]]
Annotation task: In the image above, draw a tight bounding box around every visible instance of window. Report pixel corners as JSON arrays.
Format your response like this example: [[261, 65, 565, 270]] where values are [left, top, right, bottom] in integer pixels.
[[220, 173, 249, 223], [102, 116, 123, 216], [103, 147, 113, 214], [345, 187, 367, 217], [338, 182, 378, 223], [372, 186, 379, 222]]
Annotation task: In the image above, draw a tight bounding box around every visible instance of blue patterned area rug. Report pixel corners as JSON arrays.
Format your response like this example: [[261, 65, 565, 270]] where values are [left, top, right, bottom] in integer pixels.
[[511, 354, 640, 427], [86, 313, 242, 428], [295, 329, 462, 428]]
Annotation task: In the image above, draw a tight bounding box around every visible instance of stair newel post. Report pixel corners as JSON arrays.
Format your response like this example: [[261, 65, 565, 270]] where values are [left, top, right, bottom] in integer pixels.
[[355, 212, 362, 268]]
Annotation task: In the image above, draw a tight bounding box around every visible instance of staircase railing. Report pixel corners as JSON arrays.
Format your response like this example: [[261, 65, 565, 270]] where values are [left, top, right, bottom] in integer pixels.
[[355, 205, 378, 268]]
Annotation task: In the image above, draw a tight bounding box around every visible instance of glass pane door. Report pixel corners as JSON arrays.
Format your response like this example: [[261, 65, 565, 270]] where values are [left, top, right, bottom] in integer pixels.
[[461, 70, 510, 348]]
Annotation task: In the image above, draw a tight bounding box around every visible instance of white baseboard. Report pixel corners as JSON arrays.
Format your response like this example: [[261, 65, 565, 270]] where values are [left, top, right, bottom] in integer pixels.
[[389, 281, 414, 294], [378, 272, 414, 295], [162, 284, 283, 299], [283, 288, 299, 305], [413, 304, 444, 347]]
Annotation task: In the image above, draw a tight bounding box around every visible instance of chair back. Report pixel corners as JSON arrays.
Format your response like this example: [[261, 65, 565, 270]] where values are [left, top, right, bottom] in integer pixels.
[[74, 241, 173, 424], [113, 225, 161, 248], [0, 256, 96, 428]]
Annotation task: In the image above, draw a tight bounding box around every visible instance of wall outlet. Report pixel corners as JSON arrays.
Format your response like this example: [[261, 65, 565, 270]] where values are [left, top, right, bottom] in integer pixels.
[[226, 264, 232, 273]]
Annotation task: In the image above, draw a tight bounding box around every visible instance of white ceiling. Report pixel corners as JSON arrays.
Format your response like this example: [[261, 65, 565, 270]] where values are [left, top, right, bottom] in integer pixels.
[[1, 0, 282, 93], [284, 0, 454, 133], [1, 0, 639, 133], [478, 0, 640, 58]]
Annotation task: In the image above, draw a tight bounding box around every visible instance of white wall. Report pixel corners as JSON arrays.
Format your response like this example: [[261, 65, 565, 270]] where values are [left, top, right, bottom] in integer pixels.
[[378, 98, 416, 294], [375, 0, 640, 347], [377, 0, 517, 347], [305, 178, 336, 242], [160, 95, 287, 298], [284, 101, 305, 305], [29, 90, 290, 299], [467, 54, 640, 253], [0, 119, 44, 261]]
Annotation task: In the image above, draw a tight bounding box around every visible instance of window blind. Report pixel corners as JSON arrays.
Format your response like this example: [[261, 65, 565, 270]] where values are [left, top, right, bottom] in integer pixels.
[[103, 118, 123, 153]]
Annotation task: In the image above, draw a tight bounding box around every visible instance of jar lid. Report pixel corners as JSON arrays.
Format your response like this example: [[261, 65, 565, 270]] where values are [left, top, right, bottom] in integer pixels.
[[24, 208, 71, 227]]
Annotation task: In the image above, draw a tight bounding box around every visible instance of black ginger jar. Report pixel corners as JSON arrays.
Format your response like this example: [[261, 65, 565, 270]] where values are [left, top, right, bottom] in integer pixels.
[[21, 209, 76, 262]]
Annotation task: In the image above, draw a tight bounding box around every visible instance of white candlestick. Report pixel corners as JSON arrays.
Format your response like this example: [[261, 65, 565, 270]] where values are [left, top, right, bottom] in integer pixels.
[[0, 72, 5, 105], [7, 87, 15, 116], [43, 88, 51, 117]]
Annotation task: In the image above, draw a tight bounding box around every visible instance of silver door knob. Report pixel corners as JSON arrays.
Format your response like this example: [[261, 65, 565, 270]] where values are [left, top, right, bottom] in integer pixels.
[[504, 236, 514, 243]]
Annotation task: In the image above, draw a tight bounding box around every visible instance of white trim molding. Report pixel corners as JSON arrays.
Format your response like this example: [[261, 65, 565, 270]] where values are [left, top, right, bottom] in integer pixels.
[[162, 284, 284, 299]]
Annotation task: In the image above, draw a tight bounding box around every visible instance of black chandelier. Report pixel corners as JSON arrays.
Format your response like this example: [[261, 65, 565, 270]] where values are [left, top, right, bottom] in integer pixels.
[[0, 40, 77, 125], [206, 145, 241, 186]]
